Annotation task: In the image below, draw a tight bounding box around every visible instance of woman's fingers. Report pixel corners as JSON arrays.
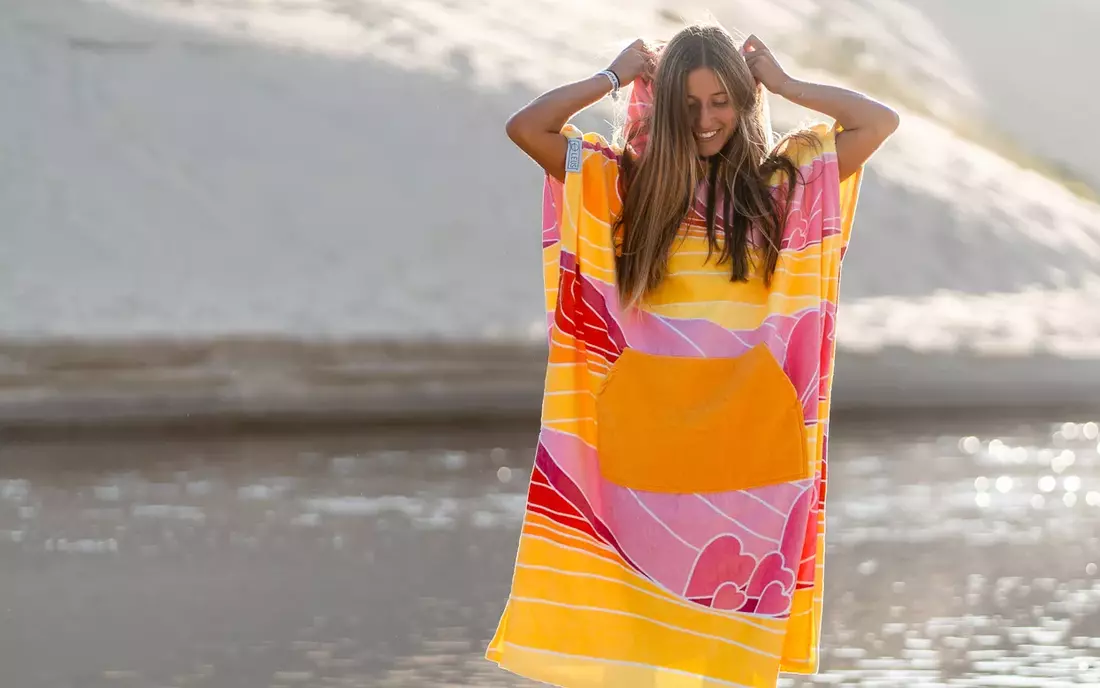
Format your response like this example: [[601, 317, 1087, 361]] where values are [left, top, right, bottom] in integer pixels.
[[742, 34, 770, 54], [744, 53, 772, 69]]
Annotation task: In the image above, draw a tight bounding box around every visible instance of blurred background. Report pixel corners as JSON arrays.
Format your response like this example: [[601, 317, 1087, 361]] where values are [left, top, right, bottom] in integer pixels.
[[2, 0, 1100, 686]]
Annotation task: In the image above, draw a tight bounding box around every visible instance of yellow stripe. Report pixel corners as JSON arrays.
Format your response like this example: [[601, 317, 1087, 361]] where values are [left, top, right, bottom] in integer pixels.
[[517, 529, 788, 636], [495, 642, 772, 688], [500, 531, 789, 685]]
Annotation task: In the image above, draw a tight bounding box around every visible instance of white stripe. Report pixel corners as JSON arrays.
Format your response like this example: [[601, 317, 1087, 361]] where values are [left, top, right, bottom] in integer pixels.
[[556, 307, 577, 330], [529, 504, 590, 524], [577, 336, 618, 362], [579, 292, 630, 350], [546, 338, 584, 355], [773, 266, 839, 280], [694, 495, 782, 545], [546, 417, 596, 424], [507, 597, 782, 659], [651, 294, 821, 308], [500, 642, 760, 687], [664, 269, 750, 277], [742, 490, 790, 518], [523, 521, 616, 555], [630, 490, 700, 552], [655, 317, 707, 355], [518, 535, 786, 633], [807, 191, 823, 225], [581, 205, 612, 231], [673, 250, 717, 257], [529, 468, 594, 523], [660, 267, 835, 282], [539, 425, 598, 452], [798, 372, 818, 410], [651, 301, 767, 309], [543, 389, 597, 398], [546, 344, 612, 370], [534, 443, 618, 541], [519, 561, 756, 626], [580, 233, 613, 253]]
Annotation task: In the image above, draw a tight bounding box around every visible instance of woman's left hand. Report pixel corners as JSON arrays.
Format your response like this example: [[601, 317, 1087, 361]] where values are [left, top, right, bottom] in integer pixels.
[[742, 35, 794, 95]]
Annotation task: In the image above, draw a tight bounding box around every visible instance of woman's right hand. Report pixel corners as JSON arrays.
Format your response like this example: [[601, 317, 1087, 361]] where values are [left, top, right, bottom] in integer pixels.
[[608, 39, 658, 85], [504, 39, 658, 181]]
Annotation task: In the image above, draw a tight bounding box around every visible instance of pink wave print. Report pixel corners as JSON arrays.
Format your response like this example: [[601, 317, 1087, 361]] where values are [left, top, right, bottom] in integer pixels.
[[782, 216, 814, 253], [543, 176, 562, 247], [622, 488, 808, 614], [541, 177, 562, 341], [781, 155, 841, 251], [746, 552, 796, 598], [817, 303, 838, 403], [690, 489, 796, 542], [681, 535, 798, 615], [572, 261, 629, 354], [528, 469, 602, 542], [596, 481, 701, 591], [540, 429, 700, 591], [539, 427, 816, 616], [582, 139, 621, 163], [632, 491, 785, 556], [752, 581, 795, 615], [710, 583, 747, 610], [778, 486, 818, 589], [783, 310, 824, 422], [534, 440, 648, 576], [585, 275, 817, 361], [781, 204, 819, 252], [586, 277, 742, 356], [554, 253, 624, 363], [684, 534, 756, 602], [793, 517, 819, 589]]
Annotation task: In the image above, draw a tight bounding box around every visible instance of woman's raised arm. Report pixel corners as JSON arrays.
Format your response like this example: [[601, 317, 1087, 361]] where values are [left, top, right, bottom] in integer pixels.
[[742, 35, 899, 181], [505, 40, 657, 181]]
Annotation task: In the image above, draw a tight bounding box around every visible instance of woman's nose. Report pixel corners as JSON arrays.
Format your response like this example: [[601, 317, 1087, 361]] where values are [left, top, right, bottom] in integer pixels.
[[697, 105, 717, 129]]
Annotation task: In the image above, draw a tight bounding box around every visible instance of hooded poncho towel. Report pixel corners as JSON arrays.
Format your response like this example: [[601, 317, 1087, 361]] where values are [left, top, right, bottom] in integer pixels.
[[487, 73, 864, 687]]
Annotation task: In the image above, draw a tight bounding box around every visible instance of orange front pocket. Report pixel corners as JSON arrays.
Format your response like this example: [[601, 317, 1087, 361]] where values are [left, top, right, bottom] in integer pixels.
[[595, 344, 809, 494]]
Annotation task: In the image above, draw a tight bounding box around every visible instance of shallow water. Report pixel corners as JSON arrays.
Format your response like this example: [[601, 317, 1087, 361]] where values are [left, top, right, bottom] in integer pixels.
[[1, 418, 1099, 687]]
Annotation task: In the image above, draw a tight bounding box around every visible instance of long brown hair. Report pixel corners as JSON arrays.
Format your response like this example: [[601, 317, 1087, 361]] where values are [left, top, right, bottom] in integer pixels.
[[613, 24, 816, 306]]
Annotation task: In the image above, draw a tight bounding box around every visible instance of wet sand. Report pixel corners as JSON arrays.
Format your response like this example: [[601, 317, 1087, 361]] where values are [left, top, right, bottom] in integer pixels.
[[2, 418, 1100, 687]]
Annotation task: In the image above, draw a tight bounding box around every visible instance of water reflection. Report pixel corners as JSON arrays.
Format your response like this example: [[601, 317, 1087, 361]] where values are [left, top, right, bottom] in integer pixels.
[[1, 419, 1099, 686]]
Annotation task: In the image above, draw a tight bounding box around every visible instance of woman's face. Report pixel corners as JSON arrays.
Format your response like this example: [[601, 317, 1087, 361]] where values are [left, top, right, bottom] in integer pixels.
[[686, 67, 738, 157]]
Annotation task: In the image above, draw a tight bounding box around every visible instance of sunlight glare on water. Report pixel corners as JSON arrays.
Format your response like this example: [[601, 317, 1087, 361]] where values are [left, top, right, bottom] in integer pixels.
[[1, 418, 1099, 686]]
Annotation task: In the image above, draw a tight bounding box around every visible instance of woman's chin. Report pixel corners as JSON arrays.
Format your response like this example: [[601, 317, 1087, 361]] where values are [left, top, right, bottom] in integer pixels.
[[695, 138, 728, 158]]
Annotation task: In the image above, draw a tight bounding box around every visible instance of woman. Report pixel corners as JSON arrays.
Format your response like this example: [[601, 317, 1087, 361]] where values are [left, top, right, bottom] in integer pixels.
[[487, 23, 898, 687]]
